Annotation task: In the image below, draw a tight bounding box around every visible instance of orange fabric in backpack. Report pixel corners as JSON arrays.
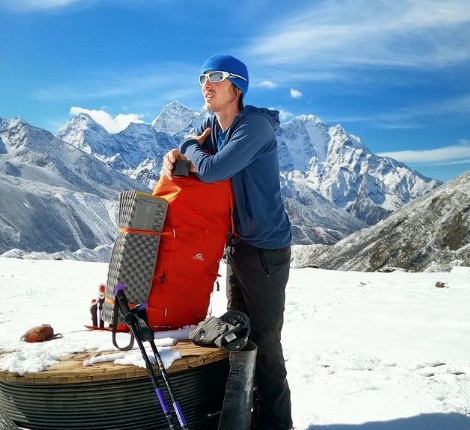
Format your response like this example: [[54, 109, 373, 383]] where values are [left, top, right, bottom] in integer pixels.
[[147, 174, 234, 331]]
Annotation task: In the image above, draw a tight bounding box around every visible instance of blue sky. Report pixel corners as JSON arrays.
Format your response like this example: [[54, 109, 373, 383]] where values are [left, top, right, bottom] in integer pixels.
[[1, 0, 469, 182]]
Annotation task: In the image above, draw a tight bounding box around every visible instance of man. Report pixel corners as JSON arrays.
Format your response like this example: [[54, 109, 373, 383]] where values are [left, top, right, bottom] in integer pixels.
[[162, 54, 293, 430]]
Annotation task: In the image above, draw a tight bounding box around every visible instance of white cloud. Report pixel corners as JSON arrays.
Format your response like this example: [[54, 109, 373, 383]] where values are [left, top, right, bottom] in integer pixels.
[[259, 80, 277, 89], [70, 107, 144, 134], [378, 140, 470, 164], [0, 0, 86, 11], [246, 0, 470, 70], [278, 109, 295, 123], [290, 89, 302, 99], [269, 108, 294, 123]]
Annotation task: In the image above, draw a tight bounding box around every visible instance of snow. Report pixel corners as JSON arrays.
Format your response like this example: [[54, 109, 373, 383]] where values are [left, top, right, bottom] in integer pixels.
[[1, 257, 470, 429]]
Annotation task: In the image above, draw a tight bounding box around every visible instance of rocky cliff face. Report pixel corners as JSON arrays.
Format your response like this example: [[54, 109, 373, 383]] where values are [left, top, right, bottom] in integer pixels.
[[293, 170, 470, 272]]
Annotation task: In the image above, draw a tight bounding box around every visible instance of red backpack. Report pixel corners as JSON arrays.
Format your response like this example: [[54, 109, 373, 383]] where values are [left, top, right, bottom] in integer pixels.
[[147, 174, 234, 331]]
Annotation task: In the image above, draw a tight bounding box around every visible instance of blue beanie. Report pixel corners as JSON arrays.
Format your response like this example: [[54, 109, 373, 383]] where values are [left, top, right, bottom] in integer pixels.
[[201, 54, 249, 98]]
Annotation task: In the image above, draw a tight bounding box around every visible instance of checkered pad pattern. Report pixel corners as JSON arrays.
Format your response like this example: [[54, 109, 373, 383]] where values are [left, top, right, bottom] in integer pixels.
[[118, 191, 167, 231], [101, 191, 168, 324]]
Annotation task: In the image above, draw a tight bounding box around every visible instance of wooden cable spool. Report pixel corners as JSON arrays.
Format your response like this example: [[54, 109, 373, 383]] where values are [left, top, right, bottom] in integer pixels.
[[0, 342, 229, 430]]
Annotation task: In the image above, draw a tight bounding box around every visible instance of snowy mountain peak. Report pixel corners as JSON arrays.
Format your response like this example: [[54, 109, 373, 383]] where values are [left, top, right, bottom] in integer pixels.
[[57, 113, 116, 156], [276, 111, 440, 224], [5, 117, 31, 131], [287, 113, 323, 125], [1, 117, 60, 156], [151, 100, 201, 135], [58, 111, 105, 131], [61, 112, 100, 131], [330, 123, 347, 135]]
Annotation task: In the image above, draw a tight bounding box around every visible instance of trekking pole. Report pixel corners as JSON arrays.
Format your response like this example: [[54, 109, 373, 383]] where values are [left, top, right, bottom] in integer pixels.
[[148, 334, 189, 430], [114, 283, 181, 430]]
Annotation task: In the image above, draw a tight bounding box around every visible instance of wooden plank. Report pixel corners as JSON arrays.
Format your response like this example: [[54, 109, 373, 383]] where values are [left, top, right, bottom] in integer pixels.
[[0, 341, 228, 384]]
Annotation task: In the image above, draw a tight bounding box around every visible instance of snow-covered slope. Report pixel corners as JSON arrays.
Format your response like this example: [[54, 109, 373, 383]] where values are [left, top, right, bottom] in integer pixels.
[[57, 113, 177, 189], [1, 259, 470, 428], [293, 170, 470, 272], [277, 115, 441, 225], [281, 172, 367, 244], [0, 118, 146, 255]]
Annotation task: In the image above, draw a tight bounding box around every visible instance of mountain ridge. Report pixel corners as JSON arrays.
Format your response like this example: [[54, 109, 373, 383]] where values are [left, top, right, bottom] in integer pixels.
[[0, 103, 448, 264], [0, 118, 145, 254], [58, 101, 441, 226], [293, 170, 470, 272]]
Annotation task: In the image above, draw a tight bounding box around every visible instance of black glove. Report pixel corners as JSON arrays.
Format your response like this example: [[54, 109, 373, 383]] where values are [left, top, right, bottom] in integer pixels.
[[190, 310, 250, 351]]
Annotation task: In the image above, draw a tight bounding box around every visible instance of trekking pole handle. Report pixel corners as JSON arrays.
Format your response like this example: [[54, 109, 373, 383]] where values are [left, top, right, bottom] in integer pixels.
[[114, 282, 130, 310]]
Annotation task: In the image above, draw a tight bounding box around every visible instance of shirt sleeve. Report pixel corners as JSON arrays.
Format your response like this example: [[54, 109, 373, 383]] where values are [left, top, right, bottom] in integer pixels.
[[179, 115, 274, 183]]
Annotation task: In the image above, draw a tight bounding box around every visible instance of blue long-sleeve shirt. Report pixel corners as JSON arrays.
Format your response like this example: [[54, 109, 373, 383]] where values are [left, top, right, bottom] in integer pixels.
[[179, 105, 291, 249]]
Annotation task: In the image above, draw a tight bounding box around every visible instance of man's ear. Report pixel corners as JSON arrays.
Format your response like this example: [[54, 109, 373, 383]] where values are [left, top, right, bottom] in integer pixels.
[[231, 84, 241, 97]]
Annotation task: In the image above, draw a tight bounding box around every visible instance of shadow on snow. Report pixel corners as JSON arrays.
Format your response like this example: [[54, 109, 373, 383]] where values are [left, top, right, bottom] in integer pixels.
[[308, 412, 470, 430]]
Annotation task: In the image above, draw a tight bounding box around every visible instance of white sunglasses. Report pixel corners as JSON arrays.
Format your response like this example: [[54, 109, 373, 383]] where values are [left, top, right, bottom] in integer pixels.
[[199, 71, 247, 85]]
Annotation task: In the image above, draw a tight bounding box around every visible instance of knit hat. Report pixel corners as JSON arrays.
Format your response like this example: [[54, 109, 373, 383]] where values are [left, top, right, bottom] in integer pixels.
[[201, 54, 249, 98]]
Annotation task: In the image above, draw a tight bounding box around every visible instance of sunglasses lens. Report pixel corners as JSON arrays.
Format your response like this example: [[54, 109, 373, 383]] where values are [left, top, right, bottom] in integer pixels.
[[208, 71, 225, 82], [199, 71, 228, 85]]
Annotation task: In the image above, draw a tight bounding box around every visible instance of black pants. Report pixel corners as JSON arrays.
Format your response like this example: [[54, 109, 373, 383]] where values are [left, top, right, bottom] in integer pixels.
[[226, 240, 292, 430]]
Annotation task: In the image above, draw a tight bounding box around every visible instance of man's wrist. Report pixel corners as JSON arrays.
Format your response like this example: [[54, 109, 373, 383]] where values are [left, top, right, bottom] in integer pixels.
[[178, 136, 198, 154]]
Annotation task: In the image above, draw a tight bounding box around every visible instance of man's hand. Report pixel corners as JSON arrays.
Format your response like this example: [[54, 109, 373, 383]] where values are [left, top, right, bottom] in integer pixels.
[[189, 127, 211, 145], [161, 149, 196, 179], [161, 149, 184, 179], [161, 129, 210, 179]]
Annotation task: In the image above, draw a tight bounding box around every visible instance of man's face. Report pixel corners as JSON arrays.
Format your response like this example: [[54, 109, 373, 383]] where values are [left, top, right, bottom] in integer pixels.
[[201, 75, 240, 112]]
